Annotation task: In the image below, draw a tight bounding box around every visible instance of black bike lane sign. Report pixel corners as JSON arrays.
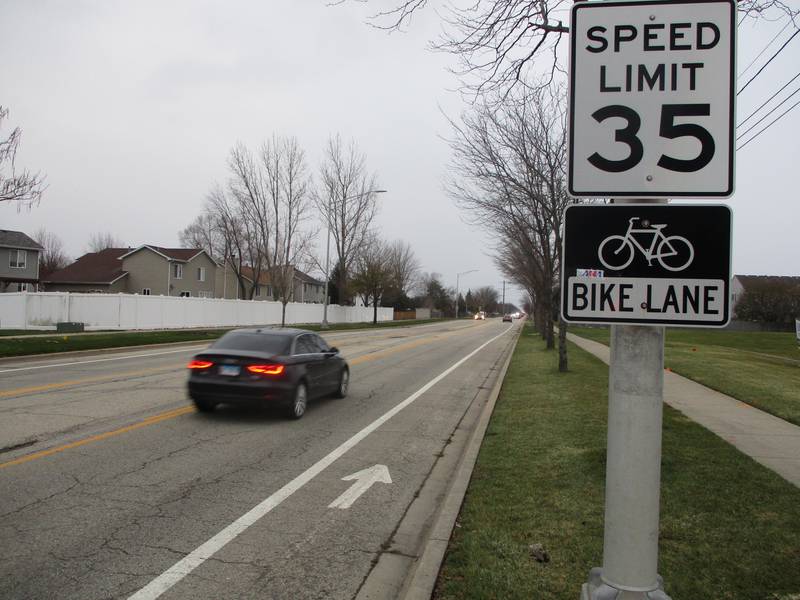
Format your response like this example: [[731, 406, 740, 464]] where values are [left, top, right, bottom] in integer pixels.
[[560, 204, 731, 326]]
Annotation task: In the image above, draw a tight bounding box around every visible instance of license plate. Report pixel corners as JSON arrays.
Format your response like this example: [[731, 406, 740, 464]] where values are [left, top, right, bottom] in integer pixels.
[[219, 365, 240, 376]]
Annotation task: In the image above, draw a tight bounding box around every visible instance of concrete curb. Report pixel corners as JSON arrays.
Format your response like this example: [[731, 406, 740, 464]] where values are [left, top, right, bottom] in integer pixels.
[[398, 324, 520, 600]]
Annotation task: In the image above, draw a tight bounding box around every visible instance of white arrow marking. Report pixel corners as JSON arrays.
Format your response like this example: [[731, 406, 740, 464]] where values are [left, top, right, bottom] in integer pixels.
[[328, 464, 392, 509]]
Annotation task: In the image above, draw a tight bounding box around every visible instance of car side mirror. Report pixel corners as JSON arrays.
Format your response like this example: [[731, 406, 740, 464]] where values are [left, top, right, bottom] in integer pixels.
[[328, 347, 339, 354]]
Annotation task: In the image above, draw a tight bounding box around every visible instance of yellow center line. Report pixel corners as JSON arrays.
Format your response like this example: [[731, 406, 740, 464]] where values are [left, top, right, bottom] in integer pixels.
[[0, 406, 196, 470], [0, 365, 182, 399], [0, 323, 486, 470]]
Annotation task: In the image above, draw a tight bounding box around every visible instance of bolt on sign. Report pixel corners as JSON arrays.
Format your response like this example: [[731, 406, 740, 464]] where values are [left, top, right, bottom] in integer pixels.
[[568, 0, 736, 197], [560, 204, 732, 326]]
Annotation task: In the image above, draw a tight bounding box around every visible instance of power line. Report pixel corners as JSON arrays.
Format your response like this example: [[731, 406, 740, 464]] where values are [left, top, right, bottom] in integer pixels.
[[737, 85, 800, 140], [737, 27, 800, 96], [737, 12, 747, 28], [737, 97, 800, 150], [737, 70, 800, 128], [737, 20, 791, 80]]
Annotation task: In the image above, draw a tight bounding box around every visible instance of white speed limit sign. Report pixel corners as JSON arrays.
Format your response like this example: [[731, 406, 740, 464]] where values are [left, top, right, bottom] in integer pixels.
[[568, 0, 735, 197]]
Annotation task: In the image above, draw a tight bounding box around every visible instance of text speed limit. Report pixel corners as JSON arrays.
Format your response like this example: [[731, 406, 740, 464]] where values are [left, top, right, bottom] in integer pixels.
[[568, 0, 735, 197]]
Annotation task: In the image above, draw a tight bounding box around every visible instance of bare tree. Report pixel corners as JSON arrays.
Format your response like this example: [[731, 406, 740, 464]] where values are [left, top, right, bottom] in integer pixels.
[[387, 240, 420, 299], [199, 138, 314, 316], [0, 106, 46, 208], [351, 234, 393, 324], [314, 134, 381, 305], [87, 231, 125, 253], [471, 286, 500, 314], [179, 212, 226, 259], [353, 1, 798, 99], [262, 136, 314, 326], [206, 183, 251, 299], [447, 84, 572, 369], [33, 227, 69, 279]]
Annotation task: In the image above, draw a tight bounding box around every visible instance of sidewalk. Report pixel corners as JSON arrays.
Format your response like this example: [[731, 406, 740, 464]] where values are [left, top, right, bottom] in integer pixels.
[[568, 332, 800, 487]]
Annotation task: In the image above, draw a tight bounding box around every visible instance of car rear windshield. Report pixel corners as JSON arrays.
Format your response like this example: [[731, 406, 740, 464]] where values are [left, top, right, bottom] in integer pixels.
[[212, 332, 291, 354]]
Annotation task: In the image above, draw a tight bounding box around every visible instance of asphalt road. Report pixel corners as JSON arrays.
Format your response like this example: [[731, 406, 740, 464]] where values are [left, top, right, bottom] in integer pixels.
[[0, 319, 518, 600]]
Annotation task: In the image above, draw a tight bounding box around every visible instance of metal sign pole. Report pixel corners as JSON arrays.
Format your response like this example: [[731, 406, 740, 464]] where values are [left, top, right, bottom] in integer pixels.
[[582, 198, 672, 600]]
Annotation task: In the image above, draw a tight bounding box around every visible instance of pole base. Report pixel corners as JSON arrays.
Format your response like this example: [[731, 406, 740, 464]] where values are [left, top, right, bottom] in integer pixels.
[[581, 568, 672, 600], [320, 321, 330, 330]]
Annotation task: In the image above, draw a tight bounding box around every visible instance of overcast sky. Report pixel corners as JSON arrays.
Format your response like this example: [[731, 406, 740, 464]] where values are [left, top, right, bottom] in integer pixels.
[[1, 1, 798, 308]]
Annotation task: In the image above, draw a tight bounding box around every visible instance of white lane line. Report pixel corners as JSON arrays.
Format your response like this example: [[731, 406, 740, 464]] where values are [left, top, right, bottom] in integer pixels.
[[127, 326, 512, 600], [0, 347, 208, 374]]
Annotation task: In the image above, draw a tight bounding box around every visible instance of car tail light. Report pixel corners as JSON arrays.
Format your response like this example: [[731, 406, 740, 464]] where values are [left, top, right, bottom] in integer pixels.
[[188, 360, 214, 369], [246, 364, 285, 376]]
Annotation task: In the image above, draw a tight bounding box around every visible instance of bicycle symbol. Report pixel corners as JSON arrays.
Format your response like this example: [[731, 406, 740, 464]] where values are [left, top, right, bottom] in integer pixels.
[[598, 217, 694, 272]]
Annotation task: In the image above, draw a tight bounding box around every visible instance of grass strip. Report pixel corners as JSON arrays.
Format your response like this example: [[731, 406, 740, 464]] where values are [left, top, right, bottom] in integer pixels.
[[434, 324, 800, 600], [570, 326, 800, 426], [0, 319, 452, 358]]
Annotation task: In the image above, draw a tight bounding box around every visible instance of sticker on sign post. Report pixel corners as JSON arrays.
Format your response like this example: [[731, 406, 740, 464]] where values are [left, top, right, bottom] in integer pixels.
[[568, 0, 736, 197], [560, 204, 732, 327]]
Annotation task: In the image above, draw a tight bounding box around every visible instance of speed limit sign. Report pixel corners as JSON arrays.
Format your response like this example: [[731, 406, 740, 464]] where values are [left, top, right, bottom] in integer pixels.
[[568, 0, 735, 197]]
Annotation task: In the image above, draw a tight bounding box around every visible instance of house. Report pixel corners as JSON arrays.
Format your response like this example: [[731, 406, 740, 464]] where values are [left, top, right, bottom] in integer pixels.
[[43, 245, 326, 303], [0, 229, 43, 292], [44, 245, 217, 297], [119, 246, 217, 297], [238, 265, 326, 303], [42, 247, 129, 293], [293, 268, 325, 303]]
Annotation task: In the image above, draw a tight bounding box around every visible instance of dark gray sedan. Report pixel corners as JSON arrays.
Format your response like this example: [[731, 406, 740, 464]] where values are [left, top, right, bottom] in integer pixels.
[[187, 328, 349, 419]]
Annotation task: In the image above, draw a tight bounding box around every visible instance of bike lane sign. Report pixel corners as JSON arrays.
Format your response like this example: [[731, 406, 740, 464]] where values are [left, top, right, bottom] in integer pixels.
[[560, 204, 731, 326]]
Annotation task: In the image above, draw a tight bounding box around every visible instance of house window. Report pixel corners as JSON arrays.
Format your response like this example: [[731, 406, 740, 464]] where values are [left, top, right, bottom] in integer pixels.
[[16, 283, 29, 292], [9, 250, 26, 269], [198, 290, 213, 298], [180, 291, 191, 297], [142, 288, 151, 295], [173, 263, 183, 279], [197, 267, 206, 282]]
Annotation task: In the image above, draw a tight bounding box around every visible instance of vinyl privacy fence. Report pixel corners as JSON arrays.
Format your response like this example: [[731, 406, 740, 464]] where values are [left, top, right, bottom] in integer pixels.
[[0, 293, 393, 330]]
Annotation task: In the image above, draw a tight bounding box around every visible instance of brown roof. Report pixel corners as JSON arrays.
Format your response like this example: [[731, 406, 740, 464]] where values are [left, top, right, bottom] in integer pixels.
[[120, 245, 204, 262], [44, 248, 129, 284], [238, 266, 324, 287]]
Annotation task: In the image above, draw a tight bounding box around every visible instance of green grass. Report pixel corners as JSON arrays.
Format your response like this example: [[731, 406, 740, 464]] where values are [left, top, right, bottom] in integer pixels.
[[0, 318, 452, 358], [569, 326, 800, 426], [434, 325, 800, 600]]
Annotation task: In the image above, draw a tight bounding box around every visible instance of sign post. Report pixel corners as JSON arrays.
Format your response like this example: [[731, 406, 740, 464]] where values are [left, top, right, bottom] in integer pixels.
[[566, 1, 736, 598]]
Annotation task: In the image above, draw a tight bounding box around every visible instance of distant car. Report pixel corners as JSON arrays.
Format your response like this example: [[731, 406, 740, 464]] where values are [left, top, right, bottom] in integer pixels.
[[473, 311, 486, 320], [502, 314, 512, 323], [186, 328, 349, 419]]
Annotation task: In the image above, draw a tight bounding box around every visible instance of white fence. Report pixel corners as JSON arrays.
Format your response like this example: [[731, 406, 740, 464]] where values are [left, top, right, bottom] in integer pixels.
[[0, 292, 394, 331]]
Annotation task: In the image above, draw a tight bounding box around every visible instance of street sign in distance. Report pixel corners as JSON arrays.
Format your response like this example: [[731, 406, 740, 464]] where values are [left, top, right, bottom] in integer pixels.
[[568, 0, 736, 197], [561, 204, 732, 327]]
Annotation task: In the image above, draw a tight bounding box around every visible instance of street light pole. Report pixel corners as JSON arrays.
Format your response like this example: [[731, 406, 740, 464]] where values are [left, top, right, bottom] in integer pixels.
[[321, 189, 387, 329], [455, 269, 477, 319]]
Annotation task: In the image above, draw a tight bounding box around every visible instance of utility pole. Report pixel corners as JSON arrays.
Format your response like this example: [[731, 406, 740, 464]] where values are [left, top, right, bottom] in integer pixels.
[[502, 280, 506, 315]]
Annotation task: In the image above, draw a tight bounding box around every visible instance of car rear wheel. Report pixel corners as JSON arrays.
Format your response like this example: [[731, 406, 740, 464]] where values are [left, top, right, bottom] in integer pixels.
[[289, 382, 308, 419], [193, 398, 217, 413], [334, 368, 349, 399]]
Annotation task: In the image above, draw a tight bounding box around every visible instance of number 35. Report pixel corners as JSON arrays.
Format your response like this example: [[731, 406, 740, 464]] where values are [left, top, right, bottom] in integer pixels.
[[587, 104, 715, 173]]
